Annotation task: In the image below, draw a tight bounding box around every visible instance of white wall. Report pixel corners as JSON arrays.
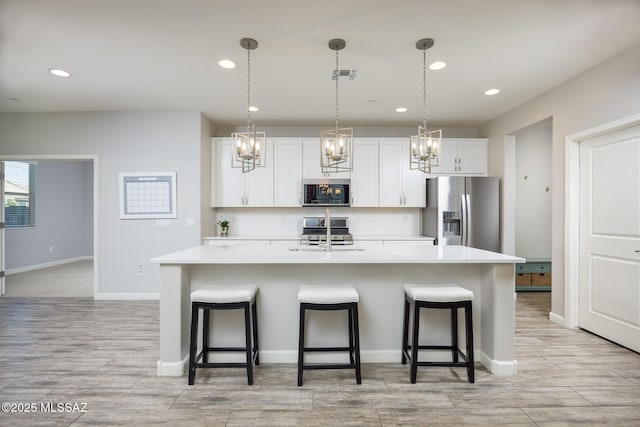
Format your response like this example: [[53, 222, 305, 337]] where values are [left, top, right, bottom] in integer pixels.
[[481, 42, 640, 318], [0, 111, 215, 298], [5, 160, 93, 271], [515, 125, 552, 260]]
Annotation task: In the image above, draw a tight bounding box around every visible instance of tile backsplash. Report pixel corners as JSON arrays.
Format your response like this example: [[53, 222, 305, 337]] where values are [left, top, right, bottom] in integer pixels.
[[212, 207, 421, 237]]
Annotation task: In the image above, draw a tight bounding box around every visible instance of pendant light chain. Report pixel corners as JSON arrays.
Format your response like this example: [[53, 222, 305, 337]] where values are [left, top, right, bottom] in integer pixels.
[[335, 48, 339, 130], [246, 47, 251, 131], [422, 48, 427, 129]]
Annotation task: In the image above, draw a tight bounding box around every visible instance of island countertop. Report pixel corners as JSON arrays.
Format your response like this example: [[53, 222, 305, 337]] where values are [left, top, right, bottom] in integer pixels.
[[154, 244, 524, 378], [151, 244, 524, 265]]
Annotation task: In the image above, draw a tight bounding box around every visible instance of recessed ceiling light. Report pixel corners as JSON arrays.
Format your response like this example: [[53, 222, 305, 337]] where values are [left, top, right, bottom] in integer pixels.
[[484, 88, 500, 96], [218, 59, 236, 69], [429, 61, 447, 70], [9, 97, 21, 102], [49, 68, 70, 77], [367, 99, 376, 104], [248, 106, 259, 112], [395, 107, 408, 113]]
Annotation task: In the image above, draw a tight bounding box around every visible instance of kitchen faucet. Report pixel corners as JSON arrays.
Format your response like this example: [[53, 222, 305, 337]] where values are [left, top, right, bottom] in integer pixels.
[[325, 208, 332, 253]]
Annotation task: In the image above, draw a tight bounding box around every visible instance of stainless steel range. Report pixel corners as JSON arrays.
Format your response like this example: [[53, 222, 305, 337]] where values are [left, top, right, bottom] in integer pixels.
[[301, 216, 353, 245]]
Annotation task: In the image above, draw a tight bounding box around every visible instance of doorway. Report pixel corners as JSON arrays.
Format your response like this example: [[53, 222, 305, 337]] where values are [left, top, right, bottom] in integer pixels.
[[566, 114, 640, 352], [1, 156, 97, 298]]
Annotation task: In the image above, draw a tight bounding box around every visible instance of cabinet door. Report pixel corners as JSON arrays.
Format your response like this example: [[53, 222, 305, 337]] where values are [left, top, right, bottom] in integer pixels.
[[303, 138, 351, 179], [403, 164, 427, 208], [214, 138, 245, 207], [456, 140, 487, 175], [436, 139, 458, 174], [351, 139, 379, 207], [378, 140, 404, 207], [273, 138, 303, 207], [244, 140, 274, 207]]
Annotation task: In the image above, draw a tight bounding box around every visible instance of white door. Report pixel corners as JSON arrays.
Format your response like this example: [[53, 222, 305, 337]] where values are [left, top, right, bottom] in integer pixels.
[[0, 162, 4, 296], [579, 125, 640, 352]]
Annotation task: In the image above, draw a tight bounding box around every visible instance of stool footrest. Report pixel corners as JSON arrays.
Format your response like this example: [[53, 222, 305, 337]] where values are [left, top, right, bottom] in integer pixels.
[[303, 346, 352, 352], [303, 364, 357, 370]]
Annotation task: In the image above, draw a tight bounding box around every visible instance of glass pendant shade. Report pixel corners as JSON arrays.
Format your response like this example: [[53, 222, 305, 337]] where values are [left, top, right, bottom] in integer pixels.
[[410, 126, 441, 173], [231, 124, 266, 173]]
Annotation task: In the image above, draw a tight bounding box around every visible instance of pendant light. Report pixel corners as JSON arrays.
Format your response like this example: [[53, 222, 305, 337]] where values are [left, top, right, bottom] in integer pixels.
[[320, 39, 353, 174], [232, 38, 266, 173], [410, 38, 441, 173]]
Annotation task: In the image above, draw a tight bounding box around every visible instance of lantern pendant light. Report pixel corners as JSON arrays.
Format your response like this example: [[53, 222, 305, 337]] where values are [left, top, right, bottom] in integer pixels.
[[232, 38, 266, 173], [410, 38, 441, 173], [320, 39, 353, 174]]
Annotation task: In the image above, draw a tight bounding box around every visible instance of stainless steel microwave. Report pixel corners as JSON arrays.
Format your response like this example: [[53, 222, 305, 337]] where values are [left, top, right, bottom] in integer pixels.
[[302, 179, 351, 207]]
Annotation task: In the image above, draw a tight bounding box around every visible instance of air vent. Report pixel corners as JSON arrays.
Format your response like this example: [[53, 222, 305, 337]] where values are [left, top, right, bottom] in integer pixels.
[[332, 69, 357, 80]]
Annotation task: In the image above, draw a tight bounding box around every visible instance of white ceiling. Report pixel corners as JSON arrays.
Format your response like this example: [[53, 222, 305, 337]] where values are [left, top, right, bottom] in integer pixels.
[[1, 0, 639, 128]]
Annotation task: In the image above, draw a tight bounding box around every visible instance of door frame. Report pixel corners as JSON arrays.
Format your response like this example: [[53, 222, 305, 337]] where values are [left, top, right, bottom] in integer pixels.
[[565, 112, 640, 328], [0, 154, 98, 298]]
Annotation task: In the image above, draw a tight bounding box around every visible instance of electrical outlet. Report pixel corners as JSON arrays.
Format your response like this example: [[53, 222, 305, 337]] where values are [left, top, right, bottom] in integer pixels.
[[137, 265, 144, 276], [186, 218, 196, 227], [49, 246, 54, 253]]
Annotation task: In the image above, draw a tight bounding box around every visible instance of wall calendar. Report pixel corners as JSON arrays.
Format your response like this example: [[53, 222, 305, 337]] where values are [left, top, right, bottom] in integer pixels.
[[119, 172, 177, 219]]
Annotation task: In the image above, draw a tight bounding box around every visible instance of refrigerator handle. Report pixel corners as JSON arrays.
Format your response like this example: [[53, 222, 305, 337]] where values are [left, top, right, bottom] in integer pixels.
[[461, 194, 467, 246], [465, 194, 471, 247]]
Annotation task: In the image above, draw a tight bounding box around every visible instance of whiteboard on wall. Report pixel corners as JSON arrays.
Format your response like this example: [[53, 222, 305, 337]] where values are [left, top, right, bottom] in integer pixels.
[[119, 172, 177, 219]]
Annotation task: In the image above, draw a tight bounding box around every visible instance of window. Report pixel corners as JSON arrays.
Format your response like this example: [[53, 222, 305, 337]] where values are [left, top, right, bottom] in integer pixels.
[[4, 161, 35, 227]]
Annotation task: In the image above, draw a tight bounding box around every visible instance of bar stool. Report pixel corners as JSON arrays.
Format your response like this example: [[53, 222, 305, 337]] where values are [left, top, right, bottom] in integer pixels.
[[401, 283, 474, 383], [297, 285, 361, 386], [188, 285, 259, 385]]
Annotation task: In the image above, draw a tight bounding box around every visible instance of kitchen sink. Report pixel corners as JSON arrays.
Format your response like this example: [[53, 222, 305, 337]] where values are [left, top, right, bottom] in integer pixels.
[[288, 247, 366, 252]]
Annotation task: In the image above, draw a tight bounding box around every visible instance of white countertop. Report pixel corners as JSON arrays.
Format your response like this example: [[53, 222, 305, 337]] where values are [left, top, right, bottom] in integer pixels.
[[202, 234, 435, 241], [152, 244, 524, 265]]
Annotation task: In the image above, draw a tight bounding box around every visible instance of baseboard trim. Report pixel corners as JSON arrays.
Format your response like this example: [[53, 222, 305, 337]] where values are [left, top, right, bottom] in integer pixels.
[[94, 292, 160, 301], [157, 356, 188, 376], [6, 256, 93, 275], [478, 351, 517, 376], [549, 311, 566, 327]]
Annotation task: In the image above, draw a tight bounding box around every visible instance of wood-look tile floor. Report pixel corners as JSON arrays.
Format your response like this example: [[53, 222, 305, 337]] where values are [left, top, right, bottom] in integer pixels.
[[1, 292, 639, 426]]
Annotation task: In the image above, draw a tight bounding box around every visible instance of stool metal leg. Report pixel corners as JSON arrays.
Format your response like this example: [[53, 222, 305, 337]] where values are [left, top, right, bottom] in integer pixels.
[[348, 305, 355, 365], [465, 301, 475, 383], [401, 297, 410, 365], [297, 305, 306, 386], [188, 302, 199, 385], [243, 302, 253, 385], [451, 307, 459, 363], [410, 301, 420, 384], [352, 303, 362, 385], [252, 299, 260, 366], [202, 308, 210, 363]]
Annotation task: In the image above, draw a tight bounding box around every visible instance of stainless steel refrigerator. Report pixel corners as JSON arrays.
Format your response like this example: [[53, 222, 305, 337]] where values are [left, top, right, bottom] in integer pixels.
[[422, 176, 500, 252]]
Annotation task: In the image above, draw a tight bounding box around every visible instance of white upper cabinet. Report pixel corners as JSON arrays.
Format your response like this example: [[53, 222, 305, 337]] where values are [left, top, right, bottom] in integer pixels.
[[436, 138, 487, 176], [273, 138, 303, 207], [302, 138, 351, 180], [212, 137, 274, 207], [378, 138, 426, 207], [351, 138, 379, 207]]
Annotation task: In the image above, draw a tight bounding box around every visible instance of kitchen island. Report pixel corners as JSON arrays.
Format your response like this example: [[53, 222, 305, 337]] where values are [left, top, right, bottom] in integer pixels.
[[151, 244, 524, 377]]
